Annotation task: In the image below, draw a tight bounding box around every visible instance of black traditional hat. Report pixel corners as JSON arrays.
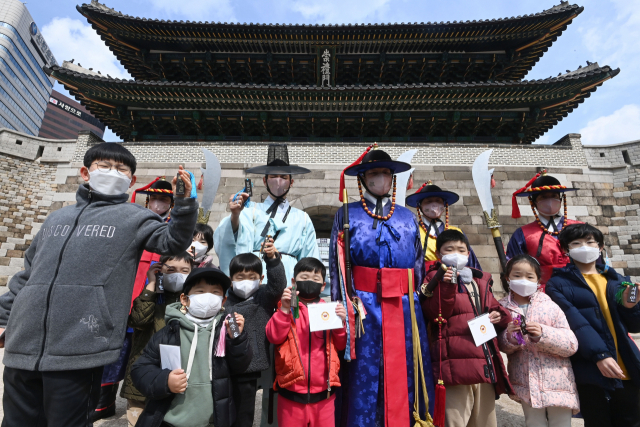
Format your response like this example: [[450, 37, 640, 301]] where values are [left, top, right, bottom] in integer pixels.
[[245, 144, 310, 175], [405, 181, 460, 208], [512, 170, 577, 218], [343, 147, 411, 176], [131, 177, 173, 204], [183, 267, 231, 295]]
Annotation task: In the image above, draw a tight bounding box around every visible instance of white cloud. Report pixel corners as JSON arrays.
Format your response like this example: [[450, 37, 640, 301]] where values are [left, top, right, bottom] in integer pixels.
[[41, 17, 130, 80], [579, 104, 640, 145], [291, 0, 391, 23], [147, 0, 237, 22]]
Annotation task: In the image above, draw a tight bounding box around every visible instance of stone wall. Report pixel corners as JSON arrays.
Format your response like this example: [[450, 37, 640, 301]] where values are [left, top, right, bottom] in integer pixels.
[[0, 128, 83, 287], [2, 130, 638, 292]]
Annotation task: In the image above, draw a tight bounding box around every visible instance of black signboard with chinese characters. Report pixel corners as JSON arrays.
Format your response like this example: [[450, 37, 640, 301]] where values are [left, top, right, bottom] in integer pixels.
[[48, 97, 105, 131], [316, 46, 336, 87]]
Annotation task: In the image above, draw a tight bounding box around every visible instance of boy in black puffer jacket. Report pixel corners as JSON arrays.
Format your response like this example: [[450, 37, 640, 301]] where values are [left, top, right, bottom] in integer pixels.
[[224, 237, 287, 427], [131, 267, 253, 427], [547, 223, 640, 427]]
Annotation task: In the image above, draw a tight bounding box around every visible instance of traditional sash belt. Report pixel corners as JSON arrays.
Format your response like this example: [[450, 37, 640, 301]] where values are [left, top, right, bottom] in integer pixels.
[[353, 265, 411, 427]]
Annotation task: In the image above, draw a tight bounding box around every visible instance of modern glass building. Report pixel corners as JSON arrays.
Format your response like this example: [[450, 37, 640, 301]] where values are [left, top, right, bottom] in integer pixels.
[[0, 0, 56, 136]]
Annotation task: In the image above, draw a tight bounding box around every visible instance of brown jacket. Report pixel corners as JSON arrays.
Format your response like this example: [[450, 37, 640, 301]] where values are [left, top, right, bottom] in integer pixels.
[[120, 288, 181, 401]]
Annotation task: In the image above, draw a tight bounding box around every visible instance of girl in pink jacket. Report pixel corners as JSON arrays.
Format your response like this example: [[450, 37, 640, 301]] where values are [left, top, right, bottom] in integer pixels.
[[498, 254, 579, 427]]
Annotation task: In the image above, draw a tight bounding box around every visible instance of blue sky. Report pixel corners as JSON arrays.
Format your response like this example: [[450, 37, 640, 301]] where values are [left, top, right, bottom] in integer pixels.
[[26, 0, 640, 145]]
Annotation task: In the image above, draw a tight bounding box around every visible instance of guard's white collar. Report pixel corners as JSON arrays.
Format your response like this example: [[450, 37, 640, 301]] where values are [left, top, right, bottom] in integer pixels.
[[363, 191, 390, 207]]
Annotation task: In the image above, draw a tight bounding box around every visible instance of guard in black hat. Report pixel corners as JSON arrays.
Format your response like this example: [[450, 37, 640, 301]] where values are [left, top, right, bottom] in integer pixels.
[[330, 144, 435, 426], [506, 170, 580, 289], [214, 144, 319, 286], [406, 181, 481, 270]]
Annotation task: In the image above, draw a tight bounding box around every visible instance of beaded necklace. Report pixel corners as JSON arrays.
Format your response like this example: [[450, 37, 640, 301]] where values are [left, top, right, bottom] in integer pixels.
[[357, 175, 397, 221], [529, 193, 567, 236]]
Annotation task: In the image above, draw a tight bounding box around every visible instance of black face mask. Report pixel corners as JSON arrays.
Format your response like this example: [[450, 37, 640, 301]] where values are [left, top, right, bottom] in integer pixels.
[[296, 280, 323, 300]]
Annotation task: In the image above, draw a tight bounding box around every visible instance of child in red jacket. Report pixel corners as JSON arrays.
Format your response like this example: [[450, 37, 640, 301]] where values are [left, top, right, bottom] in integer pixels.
[[420, 230, 512, 427], [266, 258, 347, 427]]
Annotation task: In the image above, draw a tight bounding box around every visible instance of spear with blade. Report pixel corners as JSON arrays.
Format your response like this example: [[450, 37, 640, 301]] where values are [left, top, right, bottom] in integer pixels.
[[472, 150, 508, 289]]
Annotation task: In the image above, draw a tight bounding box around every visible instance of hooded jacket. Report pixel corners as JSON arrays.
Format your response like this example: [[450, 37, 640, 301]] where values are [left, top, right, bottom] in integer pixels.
[[131, 303, 252, 427], [421, 264, 513, 395], [0, 184, 198, 372], [498, 291, 580, 413], [546, 263, 640, 391]]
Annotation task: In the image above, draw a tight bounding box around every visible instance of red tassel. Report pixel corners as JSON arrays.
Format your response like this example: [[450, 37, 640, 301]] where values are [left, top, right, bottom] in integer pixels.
[[339, 144, 375, 202], [433, 382, 446, 427], [407, 174, 414, 190], [197, 175, 204, 190], [491, 176, 496, 189], [511, 170, 544, 219], [132, 176, 161, 204]]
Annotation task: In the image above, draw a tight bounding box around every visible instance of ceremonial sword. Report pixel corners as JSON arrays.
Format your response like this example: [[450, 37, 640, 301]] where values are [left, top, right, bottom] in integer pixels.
[[472, 150, 509, 289]]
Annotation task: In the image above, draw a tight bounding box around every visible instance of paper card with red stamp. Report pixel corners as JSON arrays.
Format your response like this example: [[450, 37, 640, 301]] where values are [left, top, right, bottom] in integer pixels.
[[308, 302, 343, 332]]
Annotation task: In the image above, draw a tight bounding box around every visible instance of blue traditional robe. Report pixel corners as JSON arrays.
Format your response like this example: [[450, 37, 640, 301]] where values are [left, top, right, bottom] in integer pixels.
[[214, 197, 320, 285], [329, 197, 435, 426]]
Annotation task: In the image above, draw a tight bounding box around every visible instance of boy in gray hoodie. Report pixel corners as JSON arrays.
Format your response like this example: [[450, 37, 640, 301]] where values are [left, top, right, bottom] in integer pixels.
[[0, 142, 198, 427]]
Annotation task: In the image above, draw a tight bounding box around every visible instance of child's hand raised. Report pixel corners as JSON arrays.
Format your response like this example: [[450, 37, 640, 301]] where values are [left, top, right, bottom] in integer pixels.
[[146, 263, 162, 291], [262, 237, 277, 259], [280, 288, 296, 314], [622, 283, 640, 309], [171, 166, 192, 198], [168, 369, 187, 393], [443, 267, 456, 283], [225, 313, 245, 337], [335, 302, 347, 322]]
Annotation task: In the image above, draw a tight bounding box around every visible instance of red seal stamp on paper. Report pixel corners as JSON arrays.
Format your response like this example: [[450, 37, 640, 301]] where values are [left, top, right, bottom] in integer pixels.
[[480, 325, 487, 334], [321, 311, 330, 321]]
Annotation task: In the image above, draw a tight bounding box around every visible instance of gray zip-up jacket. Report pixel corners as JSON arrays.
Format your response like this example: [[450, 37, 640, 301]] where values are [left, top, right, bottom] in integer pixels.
[[0, 184, 198, 372]]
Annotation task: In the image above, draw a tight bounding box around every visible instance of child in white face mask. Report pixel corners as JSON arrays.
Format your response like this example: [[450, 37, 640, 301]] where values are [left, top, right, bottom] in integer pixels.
[[121, 252, 193, 421], [547, 223, 640, 427], [131, 267, 252, 427], [188, 223, 216, 268], [498, 254, 579, 426], [223, 237, 287, 427], [420, 229, 512, 427]]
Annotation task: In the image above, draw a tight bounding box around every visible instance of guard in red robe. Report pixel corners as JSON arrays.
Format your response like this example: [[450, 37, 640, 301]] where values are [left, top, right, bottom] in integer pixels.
[[506, 171, 579, 291]]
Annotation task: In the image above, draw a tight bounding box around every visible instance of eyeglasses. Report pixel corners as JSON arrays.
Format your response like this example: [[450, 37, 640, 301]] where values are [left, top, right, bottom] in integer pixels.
[[92, 161, 131, 176]]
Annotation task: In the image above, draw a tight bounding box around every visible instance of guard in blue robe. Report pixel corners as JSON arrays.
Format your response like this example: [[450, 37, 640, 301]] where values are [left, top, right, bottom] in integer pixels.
[[329, 146, 435, 427]]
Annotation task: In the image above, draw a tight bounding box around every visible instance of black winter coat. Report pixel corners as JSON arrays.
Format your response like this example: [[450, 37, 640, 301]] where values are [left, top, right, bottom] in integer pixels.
[[547, 263, 640, 391], [224, 254, 286, 376], [131, 316, 253, 427]]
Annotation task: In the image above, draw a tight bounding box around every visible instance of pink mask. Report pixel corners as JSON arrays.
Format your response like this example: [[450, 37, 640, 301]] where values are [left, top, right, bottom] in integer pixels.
[[267, 177, 289, 197], [422, 201, 445, 219], [149, 199, 170, 216], [537, 198, 562, 216], [366, 173, 392, 196]]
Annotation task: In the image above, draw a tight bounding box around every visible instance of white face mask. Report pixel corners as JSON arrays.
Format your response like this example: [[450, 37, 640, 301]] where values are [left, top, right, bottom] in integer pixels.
[[162, 273, 188, 293], [569, 246, 600, 264], [441, 253, 468, 270], [88, 169, 131, 196], [366, 173, 392, 197], [509, 279, 539, 297], [149, 199, 171, 216], [232, 279, 260, 299], [191, 241, 208, 262], [536, 198, 562, 217], [422, 201, 445, 219], [188, 293, 223, 319], [267, 177, 289, 198]]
